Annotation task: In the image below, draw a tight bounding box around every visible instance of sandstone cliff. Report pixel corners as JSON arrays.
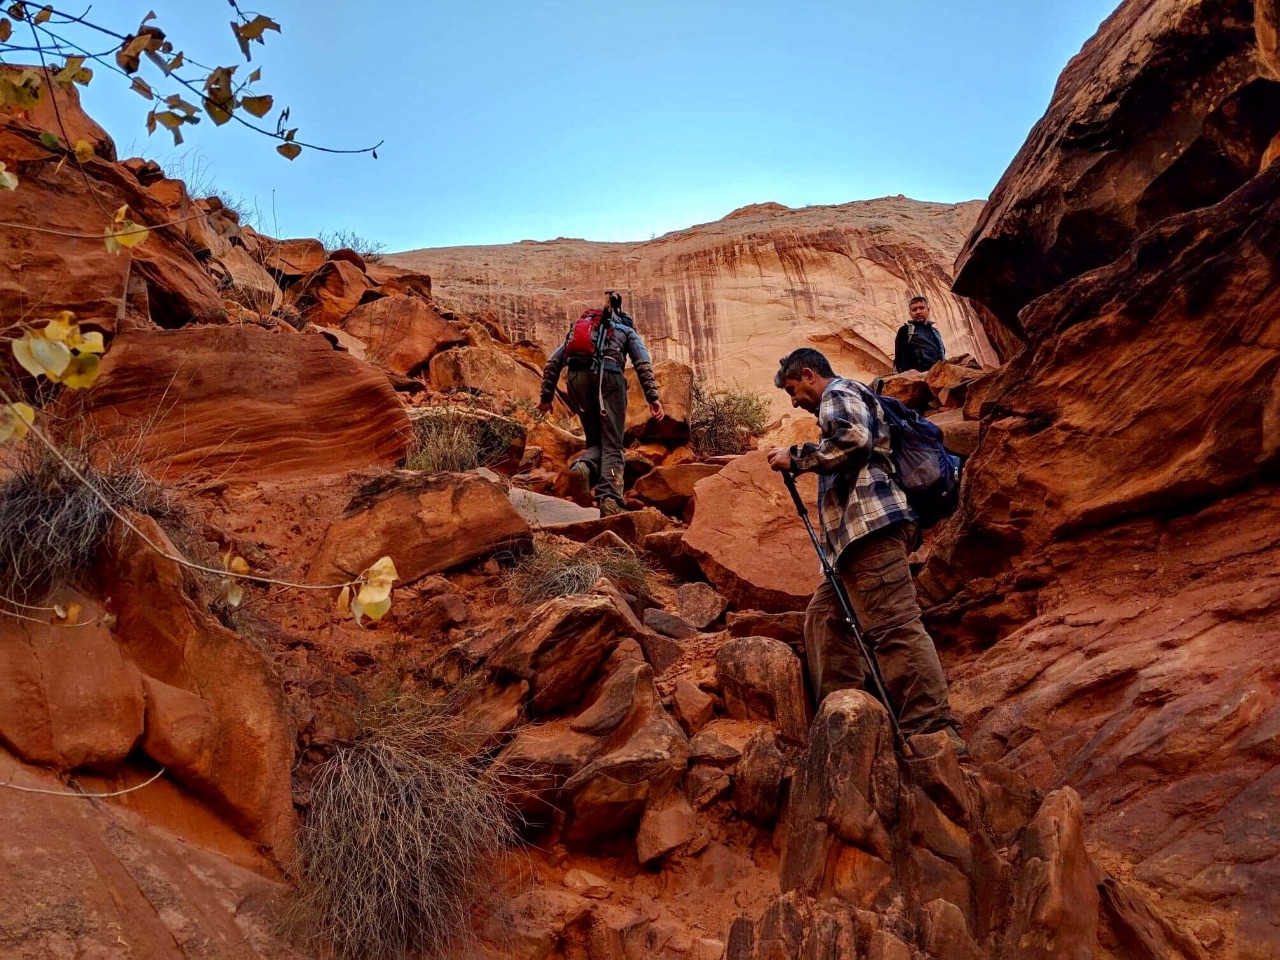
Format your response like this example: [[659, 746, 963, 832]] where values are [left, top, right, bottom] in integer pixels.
[[390, 198, 999, 414]]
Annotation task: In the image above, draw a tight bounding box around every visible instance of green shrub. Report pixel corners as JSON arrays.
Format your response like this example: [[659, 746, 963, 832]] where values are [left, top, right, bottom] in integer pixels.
[[689, 380, 770, 458]]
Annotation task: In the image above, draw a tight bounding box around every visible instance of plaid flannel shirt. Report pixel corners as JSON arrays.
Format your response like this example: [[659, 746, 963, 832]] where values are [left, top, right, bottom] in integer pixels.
[[789, 377, 914, 564]]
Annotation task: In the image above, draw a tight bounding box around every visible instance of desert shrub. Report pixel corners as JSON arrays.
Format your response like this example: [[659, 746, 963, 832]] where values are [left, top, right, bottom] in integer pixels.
[[406, 407, 522, 473], [689, 380, 770, 458], [319, 229, 387, 264], [506, 537, 655, 605], [286, 697, 516, 960], [0, 441, 174, 605]]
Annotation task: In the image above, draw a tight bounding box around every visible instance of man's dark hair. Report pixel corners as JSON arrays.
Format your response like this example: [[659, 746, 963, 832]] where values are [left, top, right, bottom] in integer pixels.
[[909, 295, 929, 306], [774, 348, 835, 388], [607, 290, 623, 310]]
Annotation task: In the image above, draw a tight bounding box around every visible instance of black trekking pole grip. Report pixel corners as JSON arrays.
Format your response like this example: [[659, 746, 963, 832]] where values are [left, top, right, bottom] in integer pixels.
[[781, 468, 809, 517]]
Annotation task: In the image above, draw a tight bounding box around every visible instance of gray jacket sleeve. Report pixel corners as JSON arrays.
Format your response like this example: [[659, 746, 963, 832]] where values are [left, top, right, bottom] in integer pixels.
[[624, 330, 660, 403], [540, 344, 566, 404]]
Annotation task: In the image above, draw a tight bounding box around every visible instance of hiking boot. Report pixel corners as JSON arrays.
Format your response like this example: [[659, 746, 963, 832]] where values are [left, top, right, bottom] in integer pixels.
[[598, 497, 626, 517], [568, 460, 593, 506], [944, 725, 970, 760]]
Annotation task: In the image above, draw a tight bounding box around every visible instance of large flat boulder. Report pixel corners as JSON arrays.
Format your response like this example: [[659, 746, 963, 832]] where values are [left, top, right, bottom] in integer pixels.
[[953, 0, 1280, 351], [80, 325, 411, 482], [682, 451, 820, 612], [310, 470, 531, 586]]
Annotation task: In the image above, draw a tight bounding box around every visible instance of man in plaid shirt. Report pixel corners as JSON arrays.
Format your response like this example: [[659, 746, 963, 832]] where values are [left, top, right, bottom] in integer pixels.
[[767, 347, 963, 752]]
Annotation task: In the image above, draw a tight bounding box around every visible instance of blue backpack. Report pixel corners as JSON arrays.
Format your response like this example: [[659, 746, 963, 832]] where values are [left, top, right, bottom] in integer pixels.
[[858, 383, 961, 528]]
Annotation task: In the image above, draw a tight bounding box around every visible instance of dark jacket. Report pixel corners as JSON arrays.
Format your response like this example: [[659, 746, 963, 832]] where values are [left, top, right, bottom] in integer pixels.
[[893, 321, 945, 373], [540, 310, 661, 404]]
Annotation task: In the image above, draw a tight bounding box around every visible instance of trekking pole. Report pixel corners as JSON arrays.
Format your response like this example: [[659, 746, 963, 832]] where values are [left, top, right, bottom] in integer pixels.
[[781, 469, 911, 755]]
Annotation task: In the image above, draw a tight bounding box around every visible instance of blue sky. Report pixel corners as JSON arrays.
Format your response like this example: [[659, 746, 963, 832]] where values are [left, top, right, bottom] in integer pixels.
[[63, 1, 1118, 250]]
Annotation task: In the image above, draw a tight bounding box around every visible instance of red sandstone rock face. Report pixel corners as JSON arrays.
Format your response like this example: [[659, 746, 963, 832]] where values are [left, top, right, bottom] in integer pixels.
[[921, 4, 1280, 955], [390, 198, 999, 416], [0, 100, 223, 332], [80, 325, 411, 483], [954, 0, 1280, 349]]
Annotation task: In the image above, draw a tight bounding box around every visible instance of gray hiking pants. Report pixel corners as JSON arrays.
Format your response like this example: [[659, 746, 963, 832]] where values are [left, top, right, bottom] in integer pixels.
[[567, 368, 628, 505]]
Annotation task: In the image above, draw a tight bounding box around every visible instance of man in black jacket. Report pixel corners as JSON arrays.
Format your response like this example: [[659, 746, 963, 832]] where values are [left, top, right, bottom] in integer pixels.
[[539, 291, 664, 516], [893, 296, 946, 374]]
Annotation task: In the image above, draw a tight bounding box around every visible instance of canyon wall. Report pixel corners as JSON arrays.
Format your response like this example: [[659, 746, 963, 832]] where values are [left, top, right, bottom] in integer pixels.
[[390, 198, 998, 414]]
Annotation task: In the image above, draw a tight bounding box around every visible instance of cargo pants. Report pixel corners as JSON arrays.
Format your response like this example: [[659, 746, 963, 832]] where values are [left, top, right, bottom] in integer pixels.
[[566, 367, 628, 506], [803, 520, 957, 736]]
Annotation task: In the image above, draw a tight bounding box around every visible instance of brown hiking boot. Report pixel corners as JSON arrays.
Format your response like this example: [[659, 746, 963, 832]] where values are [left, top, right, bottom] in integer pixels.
[[568, 460, 593, 506], [598, 497, 626, 517], [944, 725, 970, 760]]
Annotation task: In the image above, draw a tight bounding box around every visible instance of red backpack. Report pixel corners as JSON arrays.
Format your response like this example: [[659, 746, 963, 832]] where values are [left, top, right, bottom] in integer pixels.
[[564, 308, 609, 360]]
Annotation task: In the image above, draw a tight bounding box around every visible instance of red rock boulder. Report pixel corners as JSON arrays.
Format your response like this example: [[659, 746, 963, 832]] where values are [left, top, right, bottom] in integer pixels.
[[342, 295, 465, 375], [682, 451, 820, 612], [80, 325, 411, 483]]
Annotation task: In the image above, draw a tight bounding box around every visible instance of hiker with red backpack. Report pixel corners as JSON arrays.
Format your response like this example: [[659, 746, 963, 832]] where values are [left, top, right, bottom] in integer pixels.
[[766, 347, 967, 757], [538, 291, 664, 516]]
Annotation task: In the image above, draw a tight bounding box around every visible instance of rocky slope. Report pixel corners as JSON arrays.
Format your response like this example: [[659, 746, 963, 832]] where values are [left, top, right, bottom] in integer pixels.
[[389, 198, 1000, 414], [2, 1, 1278, 955]]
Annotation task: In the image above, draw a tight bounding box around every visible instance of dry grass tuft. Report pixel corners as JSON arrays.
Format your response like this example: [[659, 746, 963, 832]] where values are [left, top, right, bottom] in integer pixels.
[[319, 228, 387, 264], [505, 536, 656, 606], [406, 407, 522, 474], [0, 440, 174, 604], [286, 696, 517, 960], [689, 380, 770, 458]]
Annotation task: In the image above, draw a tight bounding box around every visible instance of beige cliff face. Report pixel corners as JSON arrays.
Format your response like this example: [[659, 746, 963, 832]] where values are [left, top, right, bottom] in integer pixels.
[[389, 197, 998, 414]]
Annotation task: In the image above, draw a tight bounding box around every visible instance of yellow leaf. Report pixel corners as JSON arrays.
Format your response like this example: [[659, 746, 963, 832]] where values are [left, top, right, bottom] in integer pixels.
[[241, 94, 273, 118], [102, 612, 117, 628], [74, 139, 94, 163], [364, 556, 399, 582], [72, 330, 105, 354], [7, 3, 26, 22], [336, 585, 351, 616], [42, 311, 75, 342], [167, 51, 184, 73], [130, 77, 155, 99], [229, 556, 250, 576], [232, 14, 280, 59], [276, 142, 302, 161], [104, 226, 120, 254], [60, 353, 100, 389], [0, 401, 34, 443], [0, 18, 10, 42], [205, 99, 233, 126], [357, 557, 397, 602], [361, 597, 391, 622], [350, 595, 365, 627], [223, 578, 244, 607], [13, 336, 71, 380], [65, 602, 81, 624], [33, 3, 48, 23], [0, 161, 17, 191]]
